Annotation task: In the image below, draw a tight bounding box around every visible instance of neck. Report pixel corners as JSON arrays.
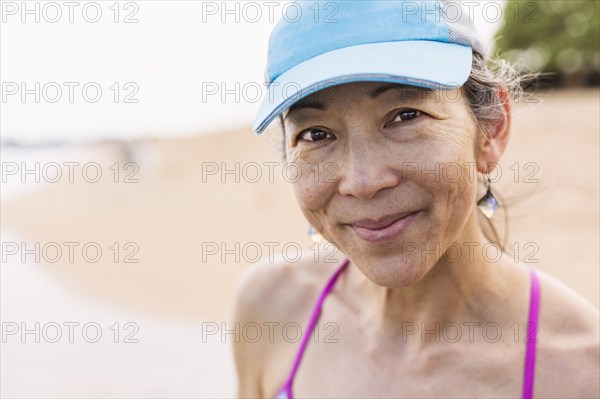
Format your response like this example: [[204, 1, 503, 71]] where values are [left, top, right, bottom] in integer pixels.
[[343, 212, 520, 342]]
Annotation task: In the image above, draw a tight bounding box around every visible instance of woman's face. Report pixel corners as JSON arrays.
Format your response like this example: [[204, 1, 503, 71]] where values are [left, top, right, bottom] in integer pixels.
[[283, 82, 485, 287]]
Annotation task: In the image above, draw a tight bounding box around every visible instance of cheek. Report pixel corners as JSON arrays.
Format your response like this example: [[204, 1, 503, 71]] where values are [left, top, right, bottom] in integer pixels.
[[291, 165, 336, 217], [423, 121, 479, 238], [292, 180, 338, 246], [290, 162, 344, 246], [432, 163, 477, 227], [288, 145, 339, 211], [285, 134, 342, 238]]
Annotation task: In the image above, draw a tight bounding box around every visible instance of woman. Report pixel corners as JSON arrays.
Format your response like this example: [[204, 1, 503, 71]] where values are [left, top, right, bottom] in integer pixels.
[[233, 1, 599, 397]]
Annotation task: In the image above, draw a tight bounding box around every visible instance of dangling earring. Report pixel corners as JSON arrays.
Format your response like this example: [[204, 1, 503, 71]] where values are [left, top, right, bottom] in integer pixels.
[[477, 174, 500, 218], [307, 224, 323, 243]]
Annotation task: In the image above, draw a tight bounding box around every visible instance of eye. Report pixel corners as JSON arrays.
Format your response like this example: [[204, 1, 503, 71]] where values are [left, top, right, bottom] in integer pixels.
[[297, 128, 334, 143], [387, 109, 421, 126]]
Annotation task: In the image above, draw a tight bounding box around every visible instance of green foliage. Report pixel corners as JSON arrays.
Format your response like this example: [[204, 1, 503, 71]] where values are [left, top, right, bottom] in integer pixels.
[[494, 0, 599, 82]]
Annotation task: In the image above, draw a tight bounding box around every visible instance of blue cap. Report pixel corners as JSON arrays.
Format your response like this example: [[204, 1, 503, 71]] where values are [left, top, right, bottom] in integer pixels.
[[254, 0, 485, 134]]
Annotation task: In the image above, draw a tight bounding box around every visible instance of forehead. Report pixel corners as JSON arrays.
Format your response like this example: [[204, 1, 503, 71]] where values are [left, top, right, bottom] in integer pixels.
[[310, 81, 434, 99], [285, 82, 440, 117]]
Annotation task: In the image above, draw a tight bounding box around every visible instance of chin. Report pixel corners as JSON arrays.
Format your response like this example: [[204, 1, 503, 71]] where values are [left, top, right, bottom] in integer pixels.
[[351, 251, 433, 288]]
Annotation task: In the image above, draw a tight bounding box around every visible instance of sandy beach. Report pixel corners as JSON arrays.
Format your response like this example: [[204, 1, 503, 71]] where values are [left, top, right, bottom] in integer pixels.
[[1, 88, 598, 396]]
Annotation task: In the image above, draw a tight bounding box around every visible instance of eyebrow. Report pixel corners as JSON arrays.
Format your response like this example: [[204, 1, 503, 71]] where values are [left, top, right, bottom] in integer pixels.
[[370, 83, 435, 100], [284, 83, 436, 121]]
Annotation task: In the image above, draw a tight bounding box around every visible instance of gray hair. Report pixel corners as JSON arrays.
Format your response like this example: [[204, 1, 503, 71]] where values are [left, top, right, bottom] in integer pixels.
[[462, 52, 536, 141], [462, 53, 540, 250]]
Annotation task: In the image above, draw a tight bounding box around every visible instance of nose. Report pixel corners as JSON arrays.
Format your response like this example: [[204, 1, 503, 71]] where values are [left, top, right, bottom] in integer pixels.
[[337, 135, 401, 200]]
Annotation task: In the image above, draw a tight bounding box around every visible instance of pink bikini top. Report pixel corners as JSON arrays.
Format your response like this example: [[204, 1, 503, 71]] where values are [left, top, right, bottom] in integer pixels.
[[275, 258, 541, 399]]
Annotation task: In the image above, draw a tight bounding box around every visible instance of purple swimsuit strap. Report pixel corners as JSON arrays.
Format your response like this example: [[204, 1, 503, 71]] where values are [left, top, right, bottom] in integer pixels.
[[522, 267, 540, 399], [278, 258, 350, 397], [277, 263, 540, 399]]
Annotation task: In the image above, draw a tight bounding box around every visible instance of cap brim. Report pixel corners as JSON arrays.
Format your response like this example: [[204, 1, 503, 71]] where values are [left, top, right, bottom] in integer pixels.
[[254, 40, 473, 135]]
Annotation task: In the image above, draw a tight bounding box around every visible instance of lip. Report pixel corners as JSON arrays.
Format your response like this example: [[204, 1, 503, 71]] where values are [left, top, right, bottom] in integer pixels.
[[348, 211, 421, 243]]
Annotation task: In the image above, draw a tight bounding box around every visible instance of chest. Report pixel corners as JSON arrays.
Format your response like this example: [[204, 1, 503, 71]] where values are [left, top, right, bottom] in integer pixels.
[[289, 337, 525, 397], [265, 326, 532, 397]]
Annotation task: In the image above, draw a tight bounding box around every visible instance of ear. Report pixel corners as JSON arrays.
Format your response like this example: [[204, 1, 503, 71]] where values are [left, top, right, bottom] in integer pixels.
[[476, 86, 512, 174]]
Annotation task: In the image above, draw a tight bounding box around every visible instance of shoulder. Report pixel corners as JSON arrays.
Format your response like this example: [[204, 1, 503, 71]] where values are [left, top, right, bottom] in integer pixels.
[[231, 248, 346, 396], [534, 267, 599, 337], [233, 250, 344, 323], [533, 268, 600, 396]]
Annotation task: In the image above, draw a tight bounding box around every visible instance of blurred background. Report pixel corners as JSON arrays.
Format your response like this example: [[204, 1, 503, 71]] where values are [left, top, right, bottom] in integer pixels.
[[1, 0, 598, 397]]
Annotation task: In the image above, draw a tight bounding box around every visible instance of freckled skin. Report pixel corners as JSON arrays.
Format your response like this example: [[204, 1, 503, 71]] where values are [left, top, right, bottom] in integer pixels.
[[284, 82, 483, 287], [233, 82, 600, 398]]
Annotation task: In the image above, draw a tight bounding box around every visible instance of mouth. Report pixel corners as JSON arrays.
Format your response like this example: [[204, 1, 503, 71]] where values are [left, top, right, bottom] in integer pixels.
[[347, 211, 421, 243]]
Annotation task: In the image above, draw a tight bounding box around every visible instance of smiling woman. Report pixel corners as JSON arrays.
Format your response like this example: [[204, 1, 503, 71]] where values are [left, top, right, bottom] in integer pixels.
[[233, 1, 600, 398], [282, 53, 520, 250], [281, 81, 490, 286]]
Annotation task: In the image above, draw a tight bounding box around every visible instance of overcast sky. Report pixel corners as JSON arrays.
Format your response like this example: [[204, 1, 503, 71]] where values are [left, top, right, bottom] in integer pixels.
[[1, 0, 507, 143]]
